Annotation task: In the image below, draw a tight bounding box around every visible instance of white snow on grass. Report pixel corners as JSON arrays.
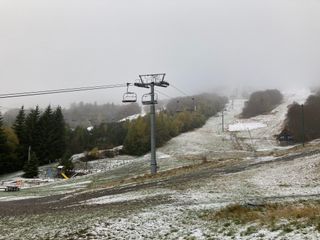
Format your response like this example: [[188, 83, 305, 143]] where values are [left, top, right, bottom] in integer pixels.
[[88, 204, 213, 240], [50, 180, 91, 189], [251, 153, 320, 198], [83, 190, 174, 205], [228, 122, 267, 131], [0, 195, 41, 202], [2, 89, 320, 239], [85, 157, 135, 173], [254, 156, 277, 162], [119, 112, 146, 122]]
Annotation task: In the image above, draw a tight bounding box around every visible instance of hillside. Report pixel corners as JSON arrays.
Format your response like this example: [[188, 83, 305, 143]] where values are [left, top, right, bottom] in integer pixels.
[[2, 89, 320, 239]]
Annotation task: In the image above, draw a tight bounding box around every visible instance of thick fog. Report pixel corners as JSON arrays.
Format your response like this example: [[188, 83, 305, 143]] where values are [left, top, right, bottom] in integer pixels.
[[1, 0, 320, 110]]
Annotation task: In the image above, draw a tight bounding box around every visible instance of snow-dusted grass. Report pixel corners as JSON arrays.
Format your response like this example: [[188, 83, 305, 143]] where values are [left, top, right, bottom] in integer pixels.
[[251, 153, 320, 198], [0, 195, 41, 202], [83, 188, 176, 205], [2, 89, 320, 239], [228, 122, 267, 131], [199, 200, 320, 239]]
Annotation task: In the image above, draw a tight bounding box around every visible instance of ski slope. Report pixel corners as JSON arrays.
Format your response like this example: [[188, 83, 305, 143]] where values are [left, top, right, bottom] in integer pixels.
[[2, 89, 320, 240]]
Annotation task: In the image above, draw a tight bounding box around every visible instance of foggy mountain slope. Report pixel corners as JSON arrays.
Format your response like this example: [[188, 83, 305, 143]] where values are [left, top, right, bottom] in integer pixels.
[[157, 89, 310, 160], [2, 89, 320, 239], [230, 89, 311, 152]]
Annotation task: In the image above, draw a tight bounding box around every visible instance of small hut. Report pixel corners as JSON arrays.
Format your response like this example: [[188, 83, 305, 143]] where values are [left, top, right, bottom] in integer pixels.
[[276, 128, 294, 145]]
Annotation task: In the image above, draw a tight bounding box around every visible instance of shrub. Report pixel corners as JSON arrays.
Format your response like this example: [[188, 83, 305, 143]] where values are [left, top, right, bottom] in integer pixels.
[[284, 92, 320, 143], [241, 89, 283, 118]]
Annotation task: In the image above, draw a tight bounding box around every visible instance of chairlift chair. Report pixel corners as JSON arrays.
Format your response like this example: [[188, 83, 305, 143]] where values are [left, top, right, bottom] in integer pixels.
[[122, 83, 137, 103], [142, 93, 158, 105], [122, 92, 137, 103]]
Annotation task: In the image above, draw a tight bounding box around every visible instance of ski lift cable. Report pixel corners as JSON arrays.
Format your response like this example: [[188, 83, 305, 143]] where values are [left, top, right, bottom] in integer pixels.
[[155, 89, 173, 99], [170, 83, 191, 97], [0, 83, 127, 99]]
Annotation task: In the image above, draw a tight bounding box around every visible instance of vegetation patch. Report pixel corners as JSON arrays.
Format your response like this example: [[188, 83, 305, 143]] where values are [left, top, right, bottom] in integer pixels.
[[123, 93, 227, 156], [241, 89, 283, 118], [199, 201, 320, 233], [284, 91, 320, 143]]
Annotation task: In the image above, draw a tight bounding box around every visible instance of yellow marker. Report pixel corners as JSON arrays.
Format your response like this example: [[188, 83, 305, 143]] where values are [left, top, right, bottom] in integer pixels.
[[61, 172, 69, 180]]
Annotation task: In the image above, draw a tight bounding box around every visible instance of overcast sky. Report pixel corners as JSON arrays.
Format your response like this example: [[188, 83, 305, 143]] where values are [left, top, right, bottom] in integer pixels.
[[1, 0, 320, 110]]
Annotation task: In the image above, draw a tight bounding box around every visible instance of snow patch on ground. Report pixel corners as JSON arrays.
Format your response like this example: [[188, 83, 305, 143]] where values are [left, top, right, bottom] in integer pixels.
[[0, 195, 40, 202], [83, 189, 175, 205], [228, 122, 267, 131], [251, 153, 320, 198], [119, 113, 146, 122], [51, 180, 91, 189]]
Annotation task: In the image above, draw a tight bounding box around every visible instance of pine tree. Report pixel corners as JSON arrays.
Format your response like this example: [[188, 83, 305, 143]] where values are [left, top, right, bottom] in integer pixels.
[[59, 151, 74, 177], [13, 106, 27, 169], [51, 106, 66, 160], [0, 113, 10, 174], [23, 152, 39, 178], [24, 106, 41, 161], [13, 106, 26, 142], [38, 105, 54, 164]]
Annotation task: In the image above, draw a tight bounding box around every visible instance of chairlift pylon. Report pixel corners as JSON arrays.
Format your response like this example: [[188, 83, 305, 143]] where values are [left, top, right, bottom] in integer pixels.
[[176, 100, 183, 112], [122, 83, 137, 103]]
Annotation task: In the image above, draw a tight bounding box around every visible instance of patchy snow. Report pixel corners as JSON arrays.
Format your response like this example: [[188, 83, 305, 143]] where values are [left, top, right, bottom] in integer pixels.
[[0, 195, 41, 202], [228, 122, 267, 131], [254, 156, 277, 162], [2, 89, 320, 239], [87, 126, 94, 131], [86, 157, 135, 171], [119, 112, 146, 122], [83, 189, 175, 205], [251, 153, 320, 198], [71, 153, 85, 161], [50, 180, 91, 189]]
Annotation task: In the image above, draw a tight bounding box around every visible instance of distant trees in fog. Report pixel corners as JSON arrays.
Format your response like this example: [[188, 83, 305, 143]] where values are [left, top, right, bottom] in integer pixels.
[[284, 92, 320, 143], [241, 89, 283, 118], [63, 102, 140, 128], [3, 102, 141, 128], [123, 93, 228, 155]]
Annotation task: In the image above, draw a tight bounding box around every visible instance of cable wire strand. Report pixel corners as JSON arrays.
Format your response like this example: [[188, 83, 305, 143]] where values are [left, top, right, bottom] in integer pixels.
[[0, 84, 127, 99], [170, 83, 191, 97], [155, 89, 173, 99]]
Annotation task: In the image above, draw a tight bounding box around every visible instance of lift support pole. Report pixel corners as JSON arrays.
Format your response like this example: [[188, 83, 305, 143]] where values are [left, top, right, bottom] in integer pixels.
[[150, 83, 157, 174], [134, 73, 169, 174]]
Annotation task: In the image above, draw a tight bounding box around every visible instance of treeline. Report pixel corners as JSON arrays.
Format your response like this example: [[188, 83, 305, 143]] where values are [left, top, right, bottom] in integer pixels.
[[63, 102, 140, 128], [0, 106, 66, 176], [66, 122, 128, 154], [65, 93, 227, 156], [123, 111, 206, 155], [123, 93, 228, 155], [0, 93, 227, 176], [241, 89, 283, 118], [166, 93, 228, 117], [284, 92, 320, 143], [3, 102, 140, 128]]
